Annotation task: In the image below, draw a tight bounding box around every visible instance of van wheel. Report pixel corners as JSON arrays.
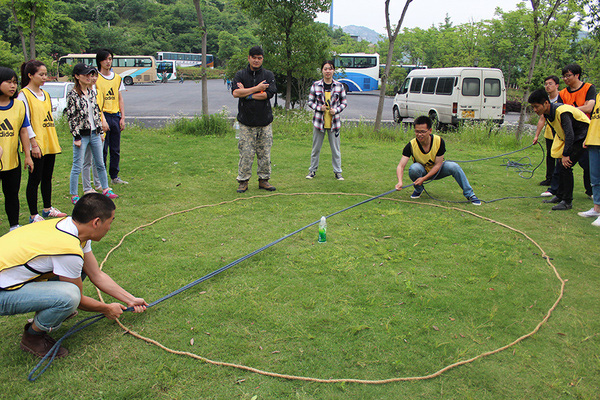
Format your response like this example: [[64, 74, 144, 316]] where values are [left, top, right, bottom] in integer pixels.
[[429, 112, 443, 131], [123, 76, 134, 86], [393, 107, 403, 123]]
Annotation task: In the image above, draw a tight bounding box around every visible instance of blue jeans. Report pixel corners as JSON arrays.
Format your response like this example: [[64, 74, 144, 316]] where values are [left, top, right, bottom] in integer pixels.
[[409, 161, 475, 199], [589, 145, 600, 206], [0, 281, 80, 332], [70, 133, 109, 195]]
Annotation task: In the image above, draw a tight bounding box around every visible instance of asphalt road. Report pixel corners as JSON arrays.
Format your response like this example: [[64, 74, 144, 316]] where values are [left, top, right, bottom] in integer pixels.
[[122, 78, 523, 129]]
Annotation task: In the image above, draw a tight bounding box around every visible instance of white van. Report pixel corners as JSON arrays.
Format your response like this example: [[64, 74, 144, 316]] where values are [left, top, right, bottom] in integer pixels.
[[392, 67, 506, 129]]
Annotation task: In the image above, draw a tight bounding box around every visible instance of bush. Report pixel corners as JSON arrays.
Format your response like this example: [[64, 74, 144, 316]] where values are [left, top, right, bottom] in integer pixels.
[[164, 113, 232, 137]]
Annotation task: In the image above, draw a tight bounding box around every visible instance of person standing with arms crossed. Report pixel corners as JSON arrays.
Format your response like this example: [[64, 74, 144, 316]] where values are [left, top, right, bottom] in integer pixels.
[[232, 46, 277, 193], [96, 49, 128, 185]]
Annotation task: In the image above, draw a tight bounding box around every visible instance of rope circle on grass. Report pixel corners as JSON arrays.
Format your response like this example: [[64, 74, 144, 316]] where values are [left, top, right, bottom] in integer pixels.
[[95, 192, 565, 384]]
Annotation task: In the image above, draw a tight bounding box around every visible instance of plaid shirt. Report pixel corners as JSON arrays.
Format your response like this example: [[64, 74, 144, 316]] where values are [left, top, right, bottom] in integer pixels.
[[308, 79, 347, 132]]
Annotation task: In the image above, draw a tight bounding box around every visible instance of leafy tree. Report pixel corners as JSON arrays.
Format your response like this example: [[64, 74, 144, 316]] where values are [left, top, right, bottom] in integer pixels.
[[217, 31, 241, 65], [0, 36, 21, 70], [4, 0, 53, 60]]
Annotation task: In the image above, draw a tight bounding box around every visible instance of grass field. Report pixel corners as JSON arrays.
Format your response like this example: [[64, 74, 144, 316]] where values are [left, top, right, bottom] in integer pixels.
[[0, 116, 598, 399]]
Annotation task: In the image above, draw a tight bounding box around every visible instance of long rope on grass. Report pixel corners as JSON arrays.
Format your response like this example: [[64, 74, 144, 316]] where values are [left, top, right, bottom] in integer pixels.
[[89, 192, 565, 385]]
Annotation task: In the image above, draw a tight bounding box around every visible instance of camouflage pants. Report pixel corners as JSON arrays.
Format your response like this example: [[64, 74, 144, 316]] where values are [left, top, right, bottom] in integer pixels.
[[237, 123, 273, 181]]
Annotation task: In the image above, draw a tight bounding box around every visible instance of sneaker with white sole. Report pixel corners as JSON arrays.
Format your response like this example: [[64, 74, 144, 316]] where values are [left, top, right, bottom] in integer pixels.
[[410, 190, 422, 199], [578, 208, 600, 218], [42, 207, 67, 218], [9, 225, 21, 231], [29, 214, 45, 223], [71, 195, 80, 205], [306, 171, 316, 179], [111, 177, 128, 185], [469, 195, 482, 205], [103, 188, 119, 199], [540, 191, 553, 197], [592, 216, 600, 227], [334, 172, 344, 181]]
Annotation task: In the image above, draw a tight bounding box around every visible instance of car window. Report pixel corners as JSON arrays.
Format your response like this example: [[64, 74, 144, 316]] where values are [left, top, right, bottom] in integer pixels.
[[462, 78, 480, 96], [436, 77, 455, 95], [484, 78, 501, 97], [43, 86, 65, 98], [410, 77, 423, 93], [422, 77, 437, 94]]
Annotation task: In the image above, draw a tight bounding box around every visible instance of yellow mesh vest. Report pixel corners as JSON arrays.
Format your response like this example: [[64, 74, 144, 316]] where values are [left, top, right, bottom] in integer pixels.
[[548, 105, 590, 158], [0, 100, 26, 171], [585, 93, 600, 147], [410, 134, 442, 172], [96, 73, 122, 114], [0, 219, 84, 290], [21, 88, 61, 155]]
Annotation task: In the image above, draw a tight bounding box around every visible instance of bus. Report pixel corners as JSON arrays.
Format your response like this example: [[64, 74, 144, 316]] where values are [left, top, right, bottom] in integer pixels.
[[333, 53, 380, 92], [157, 60, 177, 82], [57, 54, 158, 85], [156, 52, 214, 68]]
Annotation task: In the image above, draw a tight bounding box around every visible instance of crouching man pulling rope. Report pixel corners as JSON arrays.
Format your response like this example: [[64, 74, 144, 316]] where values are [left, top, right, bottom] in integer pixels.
[[0, 193, 147, 358]]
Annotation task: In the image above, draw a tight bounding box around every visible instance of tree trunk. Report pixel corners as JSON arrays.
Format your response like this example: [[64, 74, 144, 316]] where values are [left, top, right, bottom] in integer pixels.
[[9, 0, 28, 61], [517, 41, 539, 138], [28, 6, 36, 61], [193, 0, 209, 115], [286, 71, 292, 110]]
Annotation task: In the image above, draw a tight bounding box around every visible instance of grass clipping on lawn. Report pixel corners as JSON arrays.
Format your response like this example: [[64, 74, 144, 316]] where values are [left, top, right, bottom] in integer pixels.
[[94, 192, 563, 384]]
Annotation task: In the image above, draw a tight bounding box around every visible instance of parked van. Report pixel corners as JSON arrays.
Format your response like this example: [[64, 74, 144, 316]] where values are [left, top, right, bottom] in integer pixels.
[[392, 67, 506, 129]]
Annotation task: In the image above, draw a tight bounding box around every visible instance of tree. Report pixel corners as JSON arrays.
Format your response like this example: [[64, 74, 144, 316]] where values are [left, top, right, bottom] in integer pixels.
[[193, 0, 209, 116], [375, 0, 413, 132], [4, 0, 52, 61], [217, 31, 241, 65], [238, 0, 330, 109]]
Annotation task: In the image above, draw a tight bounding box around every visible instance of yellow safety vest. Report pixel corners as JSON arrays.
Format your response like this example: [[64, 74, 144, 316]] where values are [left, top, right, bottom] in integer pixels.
[[0, 219, 84, 290], [585, 93, 600, 147], [547, 105, 590, 158], [0, 99, 26, 171], [96, 73, 122, 114], [21, 88, 61, 155], [410, 134, 442, 172]]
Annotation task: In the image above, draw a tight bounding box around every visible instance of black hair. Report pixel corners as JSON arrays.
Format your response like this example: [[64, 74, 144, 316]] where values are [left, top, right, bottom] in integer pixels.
[[72, 193, 116, 224], [544, 75, 560, 85], [0, 67, 18, 99], [20, 60, 45, 88], [96, 49, 114, 68], [528, 89, 550, 105], [562, 63, 582, 79], [321, 60, 335, 69], [249, 46, 264, 57], [414, 115, 432, 129]]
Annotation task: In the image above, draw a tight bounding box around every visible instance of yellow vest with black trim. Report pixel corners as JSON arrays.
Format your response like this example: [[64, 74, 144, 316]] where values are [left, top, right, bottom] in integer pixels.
[[585, 93, 600, 146], [548, 105, 590, 158], [410, 134, 442, 172], [96, 73, 122, 114], [21, 88, 61, 155], [0, 219, 84, 290], [0, 99, 26, 171]]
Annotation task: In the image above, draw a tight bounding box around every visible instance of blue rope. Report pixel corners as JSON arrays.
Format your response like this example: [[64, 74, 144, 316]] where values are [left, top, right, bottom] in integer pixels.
[[28, 187, 402, 381]]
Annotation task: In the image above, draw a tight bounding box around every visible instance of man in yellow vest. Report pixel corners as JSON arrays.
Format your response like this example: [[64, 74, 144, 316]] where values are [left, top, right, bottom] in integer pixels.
[[395, 115, 481, 205], [529, 89, 590, 210], [96, 49, 128, 185], [0, 193, 147, 358]]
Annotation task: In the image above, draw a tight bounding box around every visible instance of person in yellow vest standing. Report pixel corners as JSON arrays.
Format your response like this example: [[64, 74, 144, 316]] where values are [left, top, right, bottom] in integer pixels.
[[0, 193, 147, 358], [578, 93, 600, 226], [395, 115, 481, 205], [306, 60, 348, 181], [558, 63, 596, 198], [18, 60, 67, 224], [0, 67, 34, 232], [529, 89, 590, 211], [96, 49, 128, 185]]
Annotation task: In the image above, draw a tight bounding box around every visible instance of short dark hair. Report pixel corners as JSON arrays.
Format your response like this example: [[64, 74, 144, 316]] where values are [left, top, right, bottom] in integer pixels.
[[0, 67, 18, 99], [72, 193, 116, 224], [528, 89, 550, 105], [321, 60, 335, 69], [249, 46, 264, 57], [414, 115, 432, 129], [96, 49, 114, 68], [20, 60, 45, 88], [562, 63, 582, 78], [544, 75, 560, 85]]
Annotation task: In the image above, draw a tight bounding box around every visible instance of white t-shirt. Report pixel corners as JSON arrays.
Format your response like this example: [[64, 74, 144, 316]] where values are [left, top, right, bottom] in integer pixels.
[[16, 90, 41, 140], [0, 218, 92, 289], [99, 71, 126, 92]]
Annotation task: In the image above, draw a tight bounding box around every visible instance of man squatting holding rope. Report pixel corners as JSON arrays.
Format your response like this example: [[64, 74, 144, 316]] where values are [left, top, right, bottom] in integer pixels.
[[0, 193, 147, 358], [395, 115, 482, 205]]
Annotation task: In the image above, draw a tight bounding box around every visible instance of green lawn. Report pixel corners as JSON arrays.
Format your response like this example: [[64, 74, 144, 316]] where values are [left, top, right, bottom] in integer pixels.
[[0, 117, 598, 399]]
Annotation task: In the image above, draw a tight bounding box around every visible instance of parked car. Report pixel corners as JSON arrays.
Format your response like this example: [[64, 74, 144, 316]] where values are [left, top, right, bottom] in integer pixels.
[[392, 67, 506, 129], [43, 82, 75, 119]]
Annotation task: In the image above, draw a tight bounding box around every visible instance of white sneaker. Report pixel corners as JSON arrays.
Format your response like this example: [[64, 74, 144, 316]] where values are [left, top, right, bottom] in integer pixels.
[[540, 191, 553, 197], [592, 216, 600, 227], [111, 177, 129, 184], [577, 208, 600, 218], [9, 225, 21, 231]]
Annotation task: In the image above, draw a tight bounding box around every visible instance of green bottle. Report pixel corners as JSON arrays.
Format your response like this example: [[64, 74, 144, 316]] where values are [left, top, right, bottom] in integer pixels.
[[318, 216, 326, 243]]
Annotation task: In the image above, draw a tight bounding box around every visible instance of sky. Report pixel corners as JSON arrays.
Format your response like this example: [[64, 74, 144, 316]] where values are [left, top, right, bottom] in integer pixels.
[[315, 0, 526, 35]]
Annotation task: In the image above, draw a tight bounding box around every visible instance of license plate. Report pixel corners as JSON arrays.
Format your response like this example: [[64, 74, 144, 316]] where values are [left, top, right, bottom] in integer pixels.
[[462, 110, 474, 118]]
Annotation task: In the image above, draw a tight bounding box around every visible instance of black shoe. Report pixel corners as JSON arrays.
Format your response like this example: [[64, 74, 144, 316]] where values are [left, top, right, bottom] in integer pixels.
[[543, 196, 561, 204], [552, 201, 572, 210], [539, 179, 551, 186]]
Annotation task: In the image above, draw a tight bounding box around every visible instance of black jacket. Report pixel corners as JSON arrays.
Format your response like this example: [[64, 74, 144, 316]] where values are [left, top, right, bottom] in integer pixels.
[[232, 64, 277, 127]]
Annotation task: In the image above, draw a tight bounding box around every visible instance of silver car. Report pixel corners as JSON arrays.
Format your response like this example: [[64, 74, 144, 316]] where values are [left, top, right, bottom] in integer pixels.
[[43, 82, 75, 119]]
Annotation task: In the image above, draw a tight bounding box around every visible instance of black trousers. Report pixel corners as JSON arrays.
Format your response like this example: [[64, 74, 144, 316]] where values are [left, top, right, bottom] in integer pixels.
[[26, 153, 56, 215], [0, 161, 22, 227], [556, 141, 586, 203]]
